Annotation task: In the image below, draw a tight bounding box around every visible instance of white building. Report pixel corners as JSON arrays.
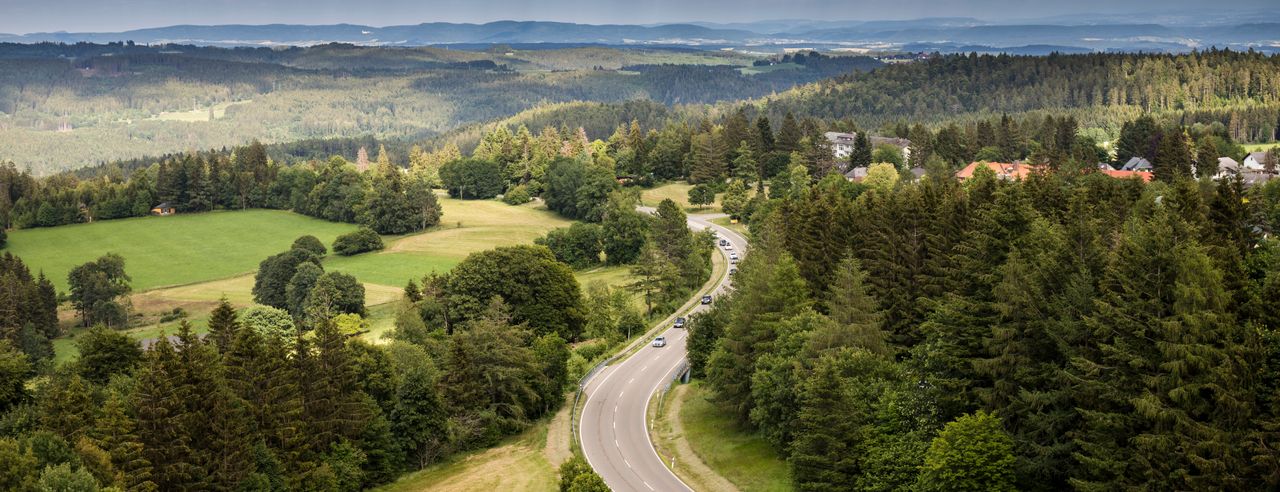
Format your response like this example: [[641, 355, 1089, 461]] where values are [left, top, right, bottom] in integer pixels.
[[823, 132, 912, 162]]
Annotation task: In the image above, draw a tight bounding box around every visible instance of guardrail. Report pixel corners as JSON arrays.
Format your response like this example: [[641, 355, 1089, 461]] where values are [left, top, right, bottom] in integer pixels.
[[572, 214, 737, 455]]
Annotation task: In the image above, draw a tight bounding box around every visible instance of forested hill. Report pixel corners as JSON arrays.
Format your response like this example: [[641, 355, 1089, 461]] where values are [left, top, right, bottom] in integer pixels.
[[754, 50, 1280, 140]]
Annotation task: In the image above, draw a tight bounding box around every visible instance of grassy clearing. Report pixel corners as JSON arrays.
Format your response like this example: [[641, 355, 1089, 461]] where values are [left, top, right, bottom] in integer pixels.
[[331, 197, 574, 287], [738, 63, 803, 75], [31, 196, 574, 360], [680, 381, 792, 492], [640, 182, 721, 211], [1243, 142, 1279, 152], [148, 100, 250, 122], [574, 265, 642, 310], [710, 216, 749, 238], [8, 209, 359, 292]]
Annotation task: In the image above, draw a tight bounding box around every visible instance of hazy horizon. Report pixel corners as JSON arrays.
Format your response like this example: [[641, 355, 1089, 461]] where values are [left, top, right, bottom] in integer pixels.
[[1, 0, 1275, 34]]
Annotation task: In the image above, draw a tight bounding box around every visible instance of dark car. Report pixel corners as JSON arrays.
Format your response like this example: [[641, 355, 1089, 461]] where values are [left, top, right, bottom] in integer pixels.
[[719, 239, 729, 246], [729, 268, 737, 275], [674, 317, 687, 328], [701, 295, 713, 305]]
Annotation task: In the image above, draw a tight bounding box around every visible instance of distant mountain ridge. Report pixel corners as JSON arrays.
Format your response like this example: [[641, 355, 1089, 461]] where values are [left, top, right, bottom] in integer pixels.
[[1, 17, 1277, 53]]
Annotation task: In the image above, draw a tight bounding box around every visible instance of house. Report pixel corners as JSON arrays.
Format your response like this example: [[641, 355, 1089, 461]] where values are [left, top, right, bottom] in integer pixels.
[[955, 161, 1042, 181], [909, 167, 928, 181], [1120, 157, 1153, 172], [1241, 170, 1275, 186], [1244, 151, 1272, 171], [1215, 157, 1241, 179], [844, 166, 868, 182], [150, 202, 175, 216], [823, 132, 913, 162], [825, 132, 857, 158]]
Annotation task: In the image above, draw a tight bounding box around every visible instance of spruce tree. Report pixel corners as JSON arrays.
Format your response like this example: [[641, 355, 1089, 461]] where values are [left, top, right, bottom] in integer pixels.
[[206, 297, 240, 354], [133, 338, 201, 490]]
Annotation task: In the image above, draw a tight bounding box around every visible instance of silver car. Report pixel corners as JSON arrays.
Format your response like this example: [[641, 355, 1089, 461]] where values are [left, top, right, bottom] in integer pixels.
[[652, 336, 667, 348]]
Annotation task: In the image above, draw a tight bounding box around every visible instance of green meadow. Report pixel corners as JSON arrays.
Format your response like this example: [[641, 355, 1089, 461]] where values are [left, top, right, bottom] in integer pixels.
[[7, 209, 359, 292]]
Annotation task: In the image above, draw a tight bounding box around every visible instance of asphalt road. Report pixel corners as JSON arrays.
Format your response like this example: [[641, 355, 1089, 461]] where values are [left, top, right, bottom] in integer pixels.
[[579, 212, 748, 492]]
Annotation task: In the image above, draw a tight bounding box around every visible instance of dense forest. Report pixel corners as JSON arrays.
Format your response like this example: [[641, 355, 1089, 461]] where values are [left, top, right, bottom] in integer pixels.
[[0, 43, 872, 174], [758, 49, 1280, 140], [686, 162, 1280, 490]]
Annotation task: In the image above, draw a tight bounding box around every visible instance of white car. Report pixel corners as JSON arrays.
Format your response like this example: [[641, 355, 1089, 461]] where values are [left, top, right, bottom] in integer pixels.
[[652, 336, 667, 348], [729, 252, 739, 261], [724, 243, 734, 250]]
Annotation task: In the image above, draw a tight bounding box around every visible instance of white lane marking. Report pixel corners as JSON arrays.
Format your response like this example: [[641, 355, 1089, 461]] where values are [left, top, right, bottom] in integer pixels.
[[619, 391, 625, 398], [628, 378, 635, 384], [642, 365, 648, 372], [624, 459, 632, 469], [644, 481, 655, 491]]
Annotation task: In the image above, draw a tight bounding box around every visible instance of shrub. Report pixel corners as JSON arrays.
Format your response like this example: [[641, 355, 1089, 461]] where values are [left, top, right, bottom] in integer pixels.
[[502, 184, 532, 205], [332, 228, 384, 256], [158, 307, 187, 323], [573, 340, 608, 362], [292, 235, 328, 256]]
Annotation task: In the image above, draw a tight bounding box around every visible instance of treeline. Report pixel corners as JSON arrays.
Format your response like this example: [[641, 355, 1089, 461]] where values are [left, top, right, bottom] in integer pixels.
[[687, 164, 1280, 490], [0, 240, 580, 489], [0, 140, 442, 234], [759, 49, 1280, 140]]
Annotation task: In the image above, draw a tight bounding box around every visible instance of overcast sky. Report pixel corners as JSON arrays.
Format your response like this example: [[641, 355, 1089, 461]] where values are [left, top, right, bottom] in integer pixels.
[[0, 0, 1273, 34]]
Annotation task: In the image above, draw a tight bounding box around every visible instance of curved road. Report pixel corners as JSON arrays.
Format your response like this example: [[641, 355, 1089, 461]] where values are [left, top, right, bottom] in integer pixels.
[[579, 212, 748, 492]]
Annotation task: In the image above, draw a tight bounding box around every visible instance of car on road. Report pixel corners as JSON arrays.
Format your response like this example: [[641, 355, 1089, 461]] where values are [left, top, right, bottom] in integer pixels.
[[719, 239, 729, 246], [729, 252, 739, 260], [729, 268, 737, 275], [674, 317, 686, 328], [724, 243, 734, 250], [701, 295, 713, 305], [652, 336, 667, 347]]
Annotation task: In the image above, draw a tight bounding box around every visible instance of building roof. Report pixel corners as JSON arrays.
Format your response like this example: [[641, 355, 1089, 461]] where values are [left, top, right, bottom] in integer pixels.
[[1218, 157, 1240, 170], [909, 167, 927, 179], [153, 202, 172, 209], [1101, 170, 1154, 182], [1121, 157, 1152, 171], [955, 161, 1041, 181], [844, 166, 868, 182]]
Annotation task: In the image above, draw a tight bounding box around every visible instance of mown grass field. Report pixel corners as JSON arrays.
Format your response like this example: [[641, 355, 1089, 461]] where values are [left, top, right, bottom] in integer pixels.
[[640, 182, 721, 211], [23, 196, 601, 361], [1243, 142, 1280, 152], [680, 381, 792, 492], [7, 209, 360, 292]]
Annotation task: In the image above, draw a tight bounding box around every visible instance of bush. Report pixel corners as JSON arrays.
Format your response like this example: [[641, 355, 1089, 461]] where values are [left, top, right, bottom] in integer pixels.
[[332, 228, 384, 256], [292, 235, 328, 256], [0, 228, 6, 249], [158, 307, 187, 323], [573, 340, 608, 362], [502, 184, 532, 205]]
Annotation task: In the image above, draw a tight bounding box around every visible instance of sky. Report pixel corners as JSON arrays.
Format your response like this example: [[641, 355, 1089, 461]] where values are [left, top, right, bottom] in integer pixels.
[[0, 0, 1273, 34]]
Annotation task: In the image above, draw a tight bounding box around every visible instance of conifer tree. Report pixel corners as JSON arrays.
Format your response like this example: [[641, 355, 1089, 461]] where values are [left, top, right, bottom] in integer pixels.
[[91, 390, 156, 492], [206, 297, 240, 354], [707, 252, 811, 422], [134, 338, 202, 490], [776, 113, 803, 153], [850, 131, 873, 169], [1071, 206, 1251, 490]]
